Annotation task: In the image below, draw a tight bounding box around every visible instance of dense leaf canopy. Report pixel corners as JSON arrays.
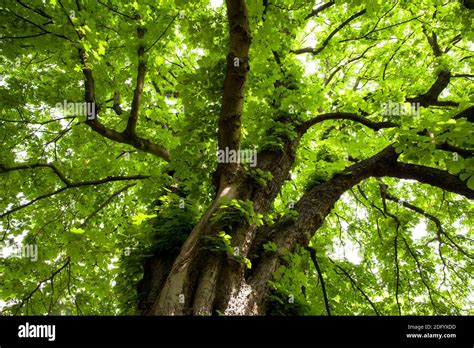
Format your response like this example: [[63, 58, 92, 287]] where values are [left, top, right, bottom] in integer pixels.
[[0, 0, 473, 315]]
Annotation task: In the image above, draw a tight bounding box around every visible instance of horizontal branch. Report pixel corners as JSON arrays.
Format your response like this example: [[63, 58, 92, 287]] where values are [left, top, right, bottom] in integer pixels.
[[145, 13, 179, 53], [0, 172, 149, 218], [382, 161, 474, 199], [326, 44, 376, 85], [16, 0, 53, 20], [0, 162, 71, 186], [298, 112, 471, 157], [453, 106, 473, 122], [422, 26, 443, 57], [435, 142, 473, 157], [297, 112, 399, 134], [85, 119, 171, 161]]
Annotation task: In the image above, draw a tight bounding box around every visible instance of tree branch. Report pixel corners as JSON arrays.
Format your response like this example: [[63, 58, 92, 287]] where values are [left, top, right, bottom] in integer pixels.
[[145, 13, 178, 53], [422, 26, 443, 57], [216, 0, 251, 186], [97, 0, 136, 20], [304, 1, 335, 20], [297, 112, 399, 134], [434, 142, 473, 158], [406, 69, 458, 107], [325, 44, 376, 85], [73, 19, 171, 161], [401, 237, 439, 313], [125, 26, 146, 135], [249, 145, 473, 302], [0, 173, 149, 218], [84, 119, 171, 161], [292, 9, 366, 56], [8, 10, 72, 42], [452, 105, 473, 122], [16, 0, 52, 20], [13, 257, 71, 315], [304, 246, 331, 316], [328, 257, 380, 315], [0, 162, 71, 186], [79, 183, 136, 228], [405, 24, 460, 108], [385, 191, 473, 259]]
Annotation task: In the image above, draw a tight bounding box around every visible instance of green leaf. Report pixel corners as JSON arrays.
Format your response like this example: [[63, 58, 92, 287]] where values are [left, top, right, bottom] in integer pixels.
[[70, 227, 85, 234]]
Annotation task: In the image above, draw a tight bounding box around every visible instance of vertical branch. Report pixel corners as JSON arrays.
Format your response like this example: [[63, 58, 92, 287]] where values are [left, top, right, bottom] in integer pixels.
[[216, 0, 251, 187], [305, 246, 331, 316], [126, 26, 146, 135]]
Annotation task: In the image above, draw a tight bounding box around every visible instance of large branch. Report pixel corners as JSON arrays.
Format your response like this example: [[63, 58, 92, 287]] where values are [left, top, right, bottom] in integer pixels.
[[406, 69, 458, 107], [325, 44, 376, 85], [298, 112, 472, 157], [292, 9, 366, 56], [216, 0, 251, 185], [422, 25, 443, 57], [249, 145, 473, 308], [405, 26, 460, 108], [453, 105, 474, 122], [85, 119, 171, 160], [272, 145, 473, 246], [74, 17, 171, 161]]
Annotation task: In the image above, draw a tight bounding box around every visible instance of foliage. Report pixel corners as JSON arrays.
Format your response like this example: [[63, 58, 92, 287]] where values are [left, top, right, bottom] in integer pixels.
[[202, 231, 252, 269], [210, 199, 263, 231]]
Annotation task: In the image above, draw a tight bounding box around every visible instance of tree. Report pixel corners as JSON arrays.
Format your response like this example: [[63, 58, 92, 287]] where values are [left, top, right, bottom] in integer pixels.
[[0, 0, 472, 316]]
